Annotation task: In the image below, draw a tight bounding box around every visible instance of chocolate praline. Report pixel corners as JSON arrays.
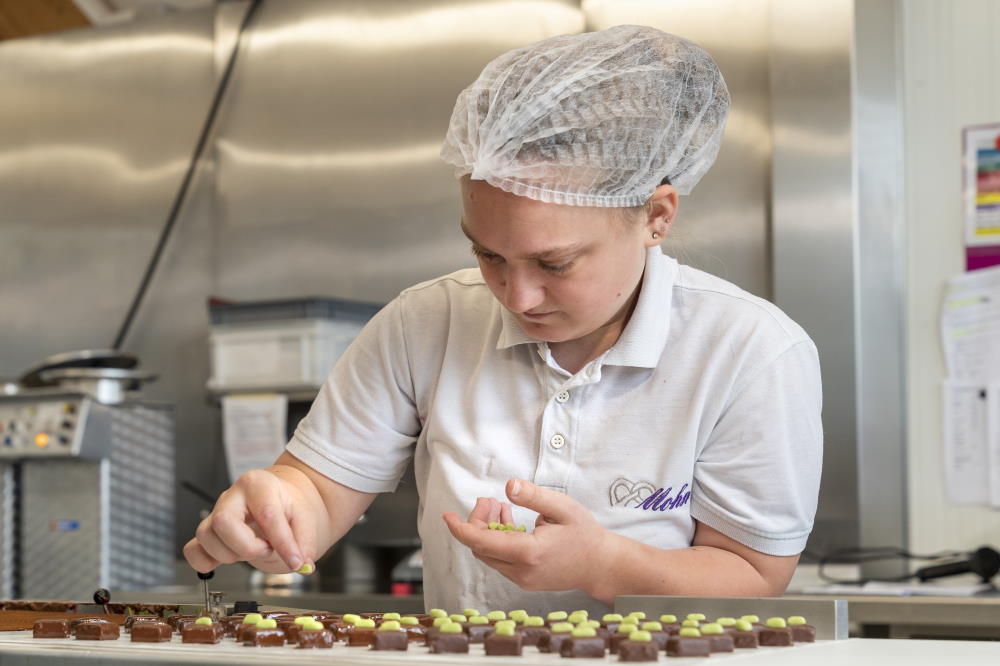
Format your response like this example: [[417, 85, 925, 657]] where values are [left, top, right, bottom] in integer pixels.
[[181, 624, 222, 644], [707, 633, 734, 652], [346, 626, 376, 647], [758, 627, 793, 646], [430, 632, 469, 654], [618, 639, 659, 662], [665, 635, 710, 657], [244, 627, 286, 647], [485, 632, 522, 656], [298, 628, 334, 648], [537, 631, 573, 654], [131, 621, 172, 643], [371, 630, 408, 651], [791, 623, 816, 642], [560, 635, 606, 658], [76, 621, 120, 641], [519, 625, 550, 646], [32, 619, 70, 639], [732, 630, 759, 648]]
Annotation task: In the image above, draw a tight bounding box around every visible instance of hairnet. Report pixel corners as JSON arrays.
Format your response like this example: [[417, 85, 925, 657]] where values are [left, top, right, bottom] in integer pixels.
[[440, 25, 730, 206]]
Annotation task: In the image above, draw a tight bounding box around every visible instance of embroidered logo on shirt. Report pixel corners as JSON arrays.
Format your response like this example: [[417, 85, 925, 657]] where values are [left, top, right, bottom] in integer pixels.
[[609, 477, 691, 511]]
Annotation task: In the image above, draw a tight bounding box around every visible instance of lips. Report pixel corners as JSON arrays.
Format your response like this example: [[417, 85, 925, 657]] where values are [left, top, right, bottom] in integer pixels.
[[522, 311, 553, 319]]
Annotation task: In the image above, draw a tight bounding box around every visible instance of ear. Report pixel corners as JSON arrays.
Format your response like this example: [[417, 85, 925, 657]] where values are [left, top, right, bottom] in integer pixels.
[[643, 184, 679, 247]]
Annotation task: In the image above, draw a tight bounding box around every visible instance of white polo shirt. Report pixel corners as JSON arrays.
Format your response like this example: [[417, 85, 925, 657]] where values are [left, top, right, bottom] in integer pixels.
[[287, 246, 822, 615]]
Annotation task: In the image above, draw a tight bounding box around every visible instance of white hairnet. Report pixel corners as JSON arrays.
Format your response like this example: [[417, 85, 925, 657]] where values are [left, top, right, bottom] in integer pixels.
[[440, 25, 730, 206]]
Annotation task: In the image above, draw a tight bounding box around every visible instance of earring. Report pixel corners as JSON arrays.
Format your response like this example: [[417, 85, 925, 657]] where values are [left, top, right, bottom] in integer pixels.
[[651, 231, 660, 239]]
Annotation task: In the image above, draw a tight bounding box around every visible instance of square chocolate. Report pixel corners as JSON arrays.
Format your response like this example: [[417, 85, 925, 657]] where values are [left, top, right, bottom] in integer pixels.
[[484, 631, 522, 656], [430, 631, 469, 654], [244, 627, 286, 647], [665, 635, 710, 657], [707, 633, 734, 652], [560, 636, 606, 658], [466, 623, 493, 643], [76, 621, 120, 641], [131, 621, 172, 643], [732, 630, 759, 648], [791, 624, 816, 642], [346, 626, 375, 647], [298, 628, 335, 648], [371, 630, 408, 651], [758, 627, 793, 646], [32, 619, 70, 639], [519, 625, 550, 647], [181, 623, 222, 644], [618, 638, 659, 662], [538, 631, 572, 654]]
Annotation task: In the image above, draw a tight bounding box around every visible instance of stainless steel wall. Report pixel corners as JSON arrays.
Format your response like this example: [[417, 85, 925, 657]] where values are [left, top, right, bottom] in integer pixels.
[[0, 0, 890, 571]]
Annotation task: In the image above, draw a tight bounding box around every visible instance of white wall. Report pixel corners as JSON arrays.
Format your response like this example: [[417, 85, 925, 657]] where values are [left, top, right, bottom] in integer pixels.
[[903, 0, 1000, 553]]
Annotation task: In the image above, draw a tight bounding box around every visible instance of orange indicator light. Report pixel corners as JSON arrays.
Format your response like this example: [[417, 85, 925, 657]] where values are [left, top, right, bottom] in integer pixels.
[[34, 433, 49, 448]]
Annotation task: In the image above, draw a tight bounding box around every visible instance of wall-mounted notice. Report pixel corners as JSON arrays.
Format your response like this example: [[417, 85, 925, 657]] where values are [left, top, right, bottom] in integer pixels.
[[222, 393, 288, 484], [963, 123, 1000, 248], [941, 265, 1000, 507]]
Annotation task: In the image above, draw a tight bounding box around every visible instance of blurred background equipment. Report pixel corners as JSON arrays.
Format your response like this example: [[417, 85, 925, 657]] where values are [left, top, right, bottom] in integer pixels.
[[0, 350, 174, 600]]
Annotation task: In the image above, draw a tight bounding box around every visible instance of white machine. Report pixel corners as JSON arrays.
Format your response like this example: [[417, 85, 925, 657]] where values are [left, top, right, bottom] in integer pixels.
[[0, 350, 174, 600]]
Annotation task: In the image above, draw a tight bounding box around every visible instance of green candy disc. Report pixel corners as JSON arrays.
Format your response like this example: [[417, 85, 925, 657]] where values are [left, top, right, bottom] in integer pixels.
[[400, 617, 419, 626], [242, 613, 262, 625], [740, 615, 759, 623], [449, 614, 467, 623], [304, 621, 325, 631], [293, 616, 315, 626], [509, 610, 529, 623], [496, 623, 516, 636], [379, 621, 401, 632], [602, 613, 623, 623], [735, 620, 754, 632], [567, 612, 588, 624], [571, 626, 597, 638], [765, 617, 787, 629], [551, 622, 574, 633], [382, 612, 401, 621], [547, 611, 568, 621], [195, 617, 212, 626], [640, 621, 662, 632], [355, 619, 376, 629], [487, 610, 506, 621], [679, 627, 701, 638], [659, 614, 677, 623], [524, 616, 545, 628], [700, 623, 723, 635], [428, 609, 447, 618], [440, 622, 463, 634], [342, 613, 360, 625], [469, 616, 489, 625], [257, 619, 277, 629], [629, 630, 652, 643], [716, 617, 736, 627], [462, 609, 480, 617], [681, 619, 699, 628], [788, 616, 807, 626], [617, 624, 636, 634], [627, 611, 646, 620], [432, 617, 451, 628], [620, 616, 639, 626], [686, 613, 706, 621], [494, 620, 517, 633]]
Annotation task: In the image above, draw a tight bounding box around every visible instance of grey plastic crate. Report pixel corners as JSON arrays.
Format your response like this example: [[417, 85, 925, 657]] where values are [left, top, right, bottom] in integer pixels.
[[208, 297, 382, 325]]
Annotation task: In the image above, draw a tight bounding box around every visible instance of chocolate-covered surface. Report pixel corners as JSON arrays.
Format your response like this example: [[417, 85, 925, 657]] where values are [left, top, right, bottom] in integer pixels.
[[403, 623, 427, 642], [282, 624, 301, 642], [484, 632, 522, 656], [708, 633, 735, 652], [560, 635, 606, 658], [244, 627, 285, 647], [430, 632, 469, 654], [466, 624, 493, 643], [123, 615, 160, 633], [537, 631, 572, 654], [791, 624, 816, 642], [346, 626, 375, 647], [646, 630, 668, 650], [519, 625, 549, 646], [665, 635, 710, 657], [181, 624, 222, 644], [371, 630, 408, 651], [70, 617, 109, 632], [32, 619, 70, 638], [732, 631, 759, 648], [296, 628, 334, 648], [759, 627, 793, 646], [130, 621, 172, 643], [165, 614, 195, 631], [297, 628, 334, 649], [618, 639, 659, 662], [609, 632, 631, 654], [76, 621, 120, 641]]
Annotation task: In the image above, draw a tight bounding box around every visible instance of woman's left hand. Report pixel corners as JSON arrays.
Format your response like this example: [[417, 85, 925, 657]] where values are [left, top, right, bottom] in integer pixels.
[[443, 479, 611, 593]]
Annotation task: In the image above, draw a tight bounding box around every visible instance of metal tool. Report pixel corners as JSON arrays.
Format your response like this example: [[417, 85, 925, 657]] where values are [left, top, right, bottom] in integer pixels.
[[197, 570, 214, 617]]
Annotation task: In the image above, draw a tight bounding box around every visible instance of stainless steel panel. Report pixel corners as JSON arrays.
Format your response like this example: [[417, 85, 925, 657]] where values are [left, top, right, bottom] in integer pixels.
[[770, 0, 859, 555], [852, 0, 908, 578], [21, 459, 106, 600], [0, 464, 16, 599], [583, 0, 772, 299]]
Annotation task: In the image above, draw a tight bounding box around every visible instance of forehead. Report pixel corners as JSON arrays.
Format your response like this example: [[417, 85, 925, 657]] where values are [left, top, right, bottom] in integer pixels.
[[460, 177, 623, 246]]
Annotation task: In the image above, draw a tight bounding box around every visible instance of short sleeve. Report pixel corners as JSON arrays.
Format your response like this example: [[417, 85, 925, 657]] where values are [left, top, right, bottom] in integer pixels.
[[690, 340, 823, 556], [286, 297, 420, 493]]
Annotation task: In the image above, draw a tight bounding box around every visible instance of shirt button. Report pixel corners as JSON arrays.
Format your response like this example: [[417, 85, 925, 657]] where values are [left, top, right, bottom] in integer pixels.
[[555, 391, 570, 403], [549, 434, 566, 449]]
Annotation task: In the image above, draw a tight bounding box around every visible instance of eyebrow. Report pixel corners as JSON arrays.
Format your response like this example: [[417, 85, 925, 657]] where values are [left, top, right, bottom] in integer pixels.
[[460, 221, 587, 260]]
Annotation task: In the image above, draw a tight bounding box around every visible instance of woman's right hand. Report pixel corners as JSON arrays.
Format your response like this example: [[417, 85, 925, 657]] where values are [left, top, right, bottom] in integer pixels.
[[183, 466, 318, 574]]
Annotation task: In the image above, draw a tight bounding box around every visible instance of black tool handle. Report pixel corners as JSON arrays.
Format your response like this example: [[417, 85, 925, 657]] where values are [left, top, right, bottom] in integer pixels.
[[197, 570, 215, 581]]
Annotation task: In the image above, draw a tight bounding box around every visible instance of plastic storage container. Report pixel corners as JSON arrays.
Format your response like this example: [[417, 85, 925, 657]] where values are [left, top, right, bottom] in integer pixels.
[[207, 297, 382, 393]]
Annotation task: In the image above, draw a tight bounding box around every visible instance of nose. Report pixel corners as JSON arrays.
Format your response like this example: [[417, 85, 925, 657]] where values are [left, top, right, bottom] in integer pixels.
[[500, 266, 545, 314]]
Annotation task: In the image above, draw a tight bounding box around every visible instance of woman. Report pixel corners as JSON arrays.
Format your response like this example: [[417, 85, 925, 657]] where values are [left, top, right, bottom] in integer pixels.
[[184, 25, 822, 615]]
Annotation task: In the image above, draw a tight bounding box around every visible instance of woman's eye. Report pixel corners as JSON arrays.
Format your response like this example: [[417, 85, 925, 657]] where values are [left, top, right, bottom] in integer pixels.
[[541, 261, 571, 274], [471, 246, 502, 263]]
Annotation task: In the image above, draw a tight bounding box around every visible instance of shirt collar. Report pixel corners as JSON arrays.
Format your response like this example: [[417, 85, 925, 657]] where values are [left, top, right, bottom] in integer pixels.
[[495, 246, 676, 369]]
